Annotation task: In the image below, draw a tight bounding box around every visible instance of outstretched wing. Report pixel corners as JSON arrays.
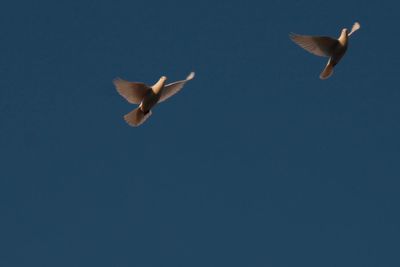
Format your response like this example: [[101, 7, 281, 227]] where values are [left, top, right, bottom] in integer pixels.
[[158, 72, 195, 103], [289, 33, 339, 57], [113, 78, 150, 104]]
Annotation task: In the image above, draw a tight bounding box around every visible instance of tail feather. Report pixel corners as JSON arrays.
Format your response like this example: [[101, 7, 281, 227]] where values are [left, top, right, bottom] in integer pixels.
[[124, 107, 152, 127], [320, 62, 334, 80]]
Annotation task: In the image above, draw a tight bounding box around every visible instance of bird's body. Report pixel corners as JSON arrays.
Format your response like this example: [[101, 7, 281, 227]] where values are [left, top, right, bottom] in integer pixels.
[[332, 30, 349, 64], [139, 91, 158, 114], [138, 90, 156, 114], [139, 76, 167, 114], [290, 22, 360, 79], [113, 72, 195, 127]]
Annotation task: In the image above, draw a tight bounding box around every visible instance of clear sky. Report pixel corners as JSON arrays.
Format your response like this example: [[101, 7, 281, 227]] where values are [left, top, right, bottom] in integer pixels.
[[1, 1, 399, 266]]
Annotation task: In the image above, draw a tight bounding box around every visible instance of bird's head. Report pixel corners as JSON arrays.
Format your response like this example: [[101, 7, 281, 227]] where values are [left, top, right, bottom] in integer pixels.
[[339, 28, 350, 44], [152, 76, 168, 94]]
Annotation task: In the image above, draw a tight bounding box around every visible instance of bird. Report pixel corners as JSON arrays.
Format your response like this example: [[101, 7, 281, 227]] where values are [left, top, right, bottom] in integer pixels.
[[289, 22, 361, 79], [113, 72, 195, 127]]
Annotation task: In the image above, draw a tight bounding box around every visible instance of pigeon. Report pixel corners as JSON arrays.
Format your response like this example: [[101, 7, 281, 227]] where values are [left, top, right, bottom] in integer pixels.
[[113, 72, 195, 127], [289, 22, 361, 79]]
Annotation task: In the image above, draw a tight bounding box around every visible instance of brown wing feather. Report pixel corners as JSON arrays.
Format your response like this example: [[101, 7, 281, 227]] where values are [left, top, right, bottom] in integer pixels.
[[290, 33, 339, 57], [113, 78, 150, 104], [159, 72, 195, 103]]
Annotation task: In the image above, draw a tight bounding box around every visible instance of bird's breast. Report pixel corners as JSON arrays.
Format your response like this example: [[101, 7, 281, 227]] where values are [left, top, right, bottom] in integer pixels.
[[140, 91, 160, 113], [331, 44, 347, 66]]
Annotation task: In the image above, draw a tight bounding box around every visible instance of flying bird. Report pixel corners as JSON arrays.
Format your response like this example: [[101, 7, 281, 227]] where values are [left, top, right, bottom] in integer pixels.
[[113, 72, 195, 127], [289, 22, 361, 79]]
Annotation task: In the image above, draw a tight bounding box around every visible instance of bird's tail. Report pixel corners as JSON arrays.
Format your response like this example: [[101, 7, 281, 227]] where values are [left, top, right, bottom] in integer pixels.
[[320, 61, 334, 80], [124, 107, 152, 127]]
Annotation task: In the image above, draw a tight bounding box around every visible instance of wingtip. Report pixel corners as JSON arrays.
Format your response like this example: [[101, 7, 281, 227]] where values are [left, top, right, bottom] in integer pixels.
[[187, 71, 195, 80], [113, 77, 123, 85], [354, 21, 361, 31], [348, 21, 361, 36], [288, 32, 299, 41]]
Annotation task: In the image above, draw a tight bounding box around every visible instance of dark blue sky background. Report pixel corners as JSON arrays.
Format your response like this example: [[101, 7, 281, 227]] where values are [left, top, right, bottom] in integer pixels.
[[1, 1, 399, 266]]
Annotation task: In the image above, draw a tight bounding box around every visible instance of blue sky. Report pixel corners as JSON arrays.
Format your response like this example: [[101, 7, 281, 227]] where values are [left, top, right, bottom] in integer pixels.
[[0, 1, 399, 266]]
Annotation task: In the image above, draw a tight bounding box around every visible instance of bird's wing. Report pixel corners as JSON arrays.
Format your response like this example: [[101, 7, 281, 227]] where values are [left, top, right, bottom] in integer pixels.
[[158, 72, 195, 103], [349, 22, 361, 36], [289, 33, 339, 57], [113, 78, 150, 104]]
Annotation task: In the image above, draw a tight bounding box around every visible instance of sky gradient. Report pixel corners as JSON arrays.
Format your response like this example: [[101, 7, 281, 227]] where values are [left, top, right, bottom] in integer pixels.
[[1, 1, 400, 266]]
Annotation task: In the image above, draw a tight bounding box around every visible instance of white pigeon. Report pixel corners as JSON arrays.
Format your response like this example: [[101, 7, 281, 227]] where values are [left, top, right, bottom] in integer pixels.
[[114, 72, 195, 127], [290, 22, 361, 79]]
